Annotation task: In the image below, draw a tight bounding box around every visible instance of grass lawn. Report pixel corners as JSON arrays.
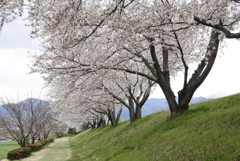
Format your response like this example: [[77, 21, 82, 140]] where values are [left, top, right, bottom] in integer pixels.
[[68, 94, 240, 161], [0, 141, 19, 160]]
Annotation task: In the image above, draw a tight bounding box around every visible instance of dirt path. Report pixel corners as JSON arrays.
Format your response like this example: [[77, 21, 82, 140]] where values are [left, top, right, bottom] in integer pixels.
[[21, 137, 71, 161]]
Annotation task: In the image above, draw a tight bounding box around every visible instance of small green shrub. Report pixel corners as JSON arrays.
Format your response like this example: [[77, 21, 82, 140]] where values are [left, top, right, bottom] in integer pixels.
[[26, 138, 54, 151], [56, 132, 64, 138], [7, 147, 31, 160], [37, 140, 47, 146], [46, 138, 54, 143], [7, 139, 54, 160], [26, 143, 43, 151]]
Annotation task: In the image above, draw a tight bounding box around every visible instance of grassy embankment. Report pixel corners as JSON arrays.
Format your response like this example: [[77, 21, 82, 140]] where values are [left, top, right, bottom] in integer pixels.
[[69, 94, 240, 161], [0, 141, 19, 160]]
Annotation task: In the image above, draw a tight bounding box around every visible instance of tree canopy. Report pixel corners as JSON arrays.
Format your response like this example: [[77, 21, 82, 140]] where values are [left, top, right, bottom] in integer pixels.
[[25, 0, 240, 122]]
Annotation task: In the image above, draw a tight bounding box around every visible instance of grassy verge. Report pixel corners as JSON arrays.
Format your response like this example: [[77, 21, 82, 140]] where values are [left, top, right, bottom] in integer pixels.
[[0, 141, 19, 160], [68, 94, 240, 161], [22, 137, 71, 161]]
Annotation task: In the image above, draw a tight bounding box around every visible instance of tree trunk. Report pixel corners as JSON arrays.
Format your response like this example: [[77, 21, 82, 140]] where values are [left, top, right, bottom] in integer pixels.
[[128, 106, 142, 122], [31, 137, 35, 144], [167, 30, 219, 118], [19, 139, 26, 147], [129, 106, 136, 122], [107, 107, 119, 126], [135, 106, 142, 120], [109, 117, 116, 126], [148, 29, 219, 118], [116, 108, 122, 124], [108, 110, 116, 126], [109, 107, 122, 126]]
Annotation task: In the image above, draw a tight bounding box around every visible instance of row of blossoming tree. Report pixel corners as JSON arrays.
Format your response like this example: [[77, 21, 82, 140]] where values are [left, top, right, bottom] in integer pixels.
[[2, 0, 240, 128]]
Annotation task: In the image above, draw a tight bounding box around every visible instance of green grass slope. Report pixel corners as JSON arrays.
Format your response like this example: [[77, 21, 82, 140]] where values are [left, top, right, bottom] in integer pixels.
[[0, 141, 19, 160], [69, 94, 240, 161]]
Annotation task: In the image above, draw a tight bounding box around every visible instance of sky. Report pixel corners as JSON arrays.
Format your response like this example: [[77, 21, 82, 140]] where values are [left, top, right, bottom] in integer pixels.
[[0, 17, 240, 101], [0, 17, 45, 100]]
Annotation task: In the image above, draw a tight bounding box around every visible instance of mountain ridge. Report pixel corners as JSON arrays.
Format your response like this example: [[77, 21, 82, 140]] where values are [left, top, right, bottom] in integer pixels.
[[0, 98, 47, 114], [0, 97, 208, 120]]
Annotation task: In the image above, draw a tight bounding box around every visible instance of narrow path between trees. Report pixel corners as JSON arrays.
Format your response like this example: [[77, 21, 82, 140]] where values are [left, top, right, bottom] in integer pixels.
[[21, 137, 71, 161]]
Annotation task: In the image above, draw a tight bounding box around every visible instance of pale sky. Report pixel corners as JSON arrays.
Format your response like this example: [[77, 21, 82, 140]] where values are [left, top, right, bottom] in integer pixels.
[[0, 17, 239, 100], [0, 17, 45, 100]]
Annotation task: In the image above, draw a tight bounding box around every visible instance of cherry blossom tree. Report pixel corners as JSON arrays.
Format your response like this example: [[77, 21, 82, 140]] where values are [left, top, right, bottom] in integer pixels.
[[27, 0, 240, 118], [47, 67, 153, 124], [0, 0, 23, 31], [81, 92, 123, 126], [46, 76, 111, 128], [101, 72, 154, 122]]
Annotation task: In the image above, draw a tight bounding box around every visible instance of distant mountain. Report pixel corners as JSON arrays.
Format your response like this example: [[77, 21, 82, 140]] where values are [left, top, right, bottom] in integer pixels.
[[0, 97, 208, 120], [0, 98, 48, 115], [121, 96, 209, 120], [0, 106, 5, 114], [19, 98, 48, 106]]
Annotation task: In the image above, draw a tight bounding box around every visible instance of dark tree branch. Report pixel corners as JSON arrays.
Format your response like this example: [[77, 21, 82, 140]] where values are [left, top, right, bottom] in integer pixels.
[[162, 47, 170, 87], [172, 27, 188, 88], [194, 16, 240, 39], [149, 43, 163, 79], [110, 67, 157, 82], [122, 45, 157, 76], [102, 84, 130, 109]]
